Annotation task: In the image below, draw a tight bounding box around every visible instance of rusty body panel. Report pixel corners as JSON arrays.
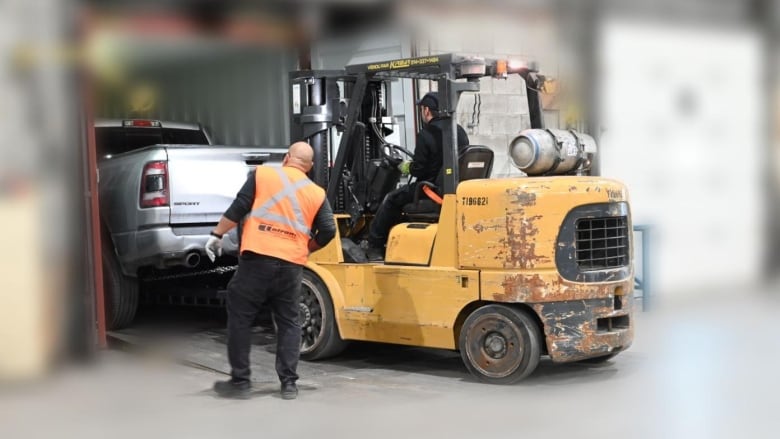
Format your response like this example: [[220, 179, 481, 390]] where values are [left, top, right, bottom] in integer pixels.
[[457, 176, 629, 271], [481, 271, 632, 304], [533, 295, 634, 362]]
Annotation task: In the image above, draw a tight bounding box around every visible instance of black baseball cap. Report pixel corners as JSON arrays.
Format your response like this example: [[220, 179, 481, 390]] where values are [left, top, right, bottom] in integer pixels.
[[416, 92, 439, 111]]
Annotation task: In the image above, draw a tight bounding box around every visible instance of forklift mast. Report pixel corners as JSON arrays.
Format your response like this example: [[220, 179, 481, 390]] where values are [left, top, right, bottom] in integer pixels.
[[288, 70, 348, 189], [289, 54, 546, 218]]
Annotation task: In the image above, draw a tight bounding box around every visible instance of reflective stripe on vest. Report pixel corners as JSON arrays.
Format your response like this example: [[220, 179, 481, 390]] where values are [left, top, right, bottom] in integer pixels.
[[250, 167, 313, 235]]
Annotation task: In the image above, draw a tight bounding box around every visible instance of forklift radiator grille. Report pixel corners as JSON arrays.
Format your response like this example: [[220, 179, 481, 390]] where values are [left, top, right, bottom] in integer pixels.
[[575, 216, 629, 271]]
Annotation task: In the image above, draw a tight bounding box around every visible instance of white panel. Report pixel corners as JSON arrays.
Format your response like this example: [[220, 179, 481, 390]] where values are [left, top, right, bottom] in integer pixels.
[[598, 19, 764, 295], [292, 83, 301, 114]]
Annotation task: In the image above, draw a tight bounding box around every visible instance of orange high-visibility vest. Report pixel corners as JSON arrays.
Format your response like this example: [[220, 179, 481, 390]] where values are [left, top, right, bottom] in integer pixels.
[[241, 166, 326, 265]]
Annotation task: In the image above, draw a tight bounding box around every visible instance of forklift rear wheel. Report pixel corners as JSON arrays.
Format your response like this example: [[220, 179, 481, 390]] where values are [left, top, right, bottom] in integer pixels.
[[459, 305, 541, 384], [299, 270, 348, 361], [102, 247, 139, 330]]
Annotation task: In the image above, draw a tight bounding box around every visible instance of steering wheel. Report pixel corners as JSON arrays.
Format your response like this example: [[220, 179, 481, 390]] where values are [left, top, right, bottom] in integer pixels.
[[381, 143, 414, 161]]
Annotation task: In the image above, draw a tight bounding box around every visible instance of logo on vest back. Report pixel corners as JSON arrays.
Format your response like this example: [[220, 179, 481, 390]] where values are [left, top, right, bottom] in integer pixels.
[[257, 222, 297, 239]]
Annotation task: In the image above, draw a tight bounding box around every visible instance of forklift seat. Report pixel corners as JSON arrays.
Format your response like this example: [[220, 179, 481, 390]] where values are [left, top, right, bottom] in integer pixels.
[[457, 145, 495, 182], [403, 145, 494, 222]]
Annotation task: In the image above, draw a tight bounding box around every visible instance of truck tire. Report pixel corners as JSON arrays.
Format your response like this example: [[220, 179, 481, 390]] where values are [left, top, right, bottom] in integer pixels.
[[299, 270, 348, 360], [459, 304, 541, 384], [102, 248, 139, 330]]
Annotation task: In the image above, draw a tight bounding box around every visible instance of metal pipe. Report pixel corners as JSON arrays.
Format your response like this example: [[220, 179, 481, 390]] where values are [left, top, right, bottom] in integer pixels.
[[185, 252, 201, 268], [308, 78, 328, 186]]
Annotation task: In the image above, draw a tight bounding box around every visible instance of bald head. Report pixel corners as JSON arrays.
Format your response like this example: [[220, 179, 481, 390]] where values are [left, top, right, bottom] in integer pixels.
[[284, 142, 314, 172]]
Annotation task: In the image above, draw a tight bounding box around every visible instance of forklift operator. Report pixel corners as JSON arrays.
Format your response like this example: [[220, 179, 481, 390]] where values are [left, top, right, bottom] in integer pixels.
[[366, 92, 469, 261]]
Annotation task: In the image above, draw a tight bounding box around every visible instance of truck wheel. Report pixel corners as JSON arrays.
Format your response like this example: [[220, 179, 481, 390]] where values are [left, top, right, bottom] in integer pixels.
[[102, 248, 139, 330], [299, 270, 348, 360], [459, 305, 541, 384]]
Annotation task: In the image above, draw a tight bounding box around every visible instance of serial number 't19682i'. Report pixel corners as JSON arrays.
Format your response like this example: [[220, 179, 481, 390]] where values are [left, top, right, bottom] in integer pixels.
[[461, 196, 488, 206]]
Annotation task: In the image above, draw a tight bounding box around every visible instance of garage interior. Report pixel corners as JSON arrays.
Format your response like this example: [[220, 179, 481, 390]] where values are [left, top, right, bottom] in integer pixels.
[[3, 0, 780, 437]]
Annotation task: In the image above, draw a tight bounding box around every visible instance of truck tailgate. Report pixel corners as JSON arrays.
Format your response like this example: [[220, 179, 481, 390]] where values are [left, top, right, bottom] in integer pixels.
[[166, 146, 285, 225]]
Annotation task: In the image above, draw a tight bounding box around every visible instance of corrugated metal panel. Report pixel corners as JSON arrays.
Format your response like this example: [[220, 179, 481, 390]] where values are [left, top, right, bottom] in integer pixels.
[[98, 47, 294, 147]]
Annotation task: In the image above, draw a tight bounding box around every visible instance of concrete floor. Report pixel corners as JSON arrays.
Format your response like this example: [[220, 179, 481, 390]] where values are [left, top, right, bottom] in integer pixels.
[[2, 290, 779, 439]]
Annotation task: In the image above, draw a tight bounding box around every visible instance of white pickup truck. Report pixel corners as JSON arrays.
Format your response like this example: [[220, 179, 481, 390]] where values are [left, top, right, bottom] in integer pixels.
[[97, 119, 284, 329]]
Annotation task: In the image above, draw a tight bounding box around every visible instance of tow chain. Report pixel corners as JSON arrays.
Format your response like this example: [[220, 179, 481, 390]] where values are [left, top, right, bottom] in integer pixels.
[[142, 265, 238, 282]]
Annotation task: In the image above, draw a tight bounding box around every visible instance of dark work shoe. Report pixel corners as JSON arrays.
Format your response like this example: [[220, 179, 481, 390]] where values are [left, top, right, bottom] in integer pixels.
[[214, 379, 251, 399], [365, 247, 384, 262], [280, 382, 298, 400]]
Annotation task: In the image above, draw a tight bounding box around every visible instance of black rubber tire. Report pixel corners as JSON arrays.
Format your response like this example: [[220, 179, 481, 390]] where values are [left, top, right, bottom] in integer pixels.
[[579, 352, 620, 364], [458, 304, 542, 384], [102, 247, 139, 330], [299, 270, 348, 361]]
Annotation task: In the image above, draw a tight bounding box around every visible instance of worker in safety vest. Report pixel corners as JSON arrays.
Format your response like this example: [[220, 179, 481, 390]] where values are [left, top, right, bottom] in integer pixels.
[[204, 142, 336, 400]]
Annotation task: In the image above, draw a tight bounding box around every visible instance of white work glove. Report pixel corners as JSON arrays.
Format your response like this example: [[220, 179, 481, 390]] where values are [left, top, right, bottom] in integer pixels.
[[205, 234, 223, 262]]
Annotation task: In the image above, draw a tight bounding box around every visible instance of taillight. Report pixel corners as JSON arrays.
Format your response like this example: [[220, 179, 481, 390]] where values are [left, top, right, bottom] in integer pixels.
[[123, 119, 161, 127], [140, 161, 169, 208]]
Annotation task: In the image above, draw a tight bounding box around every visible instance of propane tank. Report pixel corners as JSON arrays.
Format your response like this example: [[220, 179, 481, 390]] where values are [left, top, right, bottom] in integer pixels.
[[508, 129, 597, 176]]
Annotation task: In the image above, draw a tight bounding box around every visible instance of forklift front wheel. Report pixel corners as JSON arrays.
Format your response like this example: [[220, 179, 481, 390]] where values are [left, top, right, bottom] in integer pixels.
[[299, 270, 348, 361], [459, 305, 541, 384]]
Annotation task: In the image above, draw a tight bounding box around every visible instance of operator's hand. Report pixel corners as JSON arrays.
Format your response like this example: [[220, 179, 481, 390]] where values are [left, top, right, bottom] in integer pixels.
[[398, 160, 411, 176], [205, 234, 223, 262]]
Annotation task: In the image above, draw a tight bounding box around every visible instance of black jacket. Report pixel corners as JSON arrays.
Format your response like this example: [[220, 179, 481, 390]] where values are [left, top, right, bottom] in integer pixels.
[[409, 116, 470, 182]]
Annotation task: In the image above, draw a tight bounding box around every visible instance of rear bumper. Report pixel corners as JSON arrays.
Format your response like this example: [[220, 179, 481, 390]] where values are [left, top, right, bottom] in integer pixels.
[[111, 226, 239, 276], [532, 294, 635, 363]]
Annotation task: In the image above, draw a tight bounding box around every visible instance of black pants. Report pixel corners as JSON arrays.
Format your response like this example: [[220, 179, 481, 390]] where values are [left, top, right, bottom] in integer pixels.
[[368, 183, 417, 248], [226, 253, 303, 384]]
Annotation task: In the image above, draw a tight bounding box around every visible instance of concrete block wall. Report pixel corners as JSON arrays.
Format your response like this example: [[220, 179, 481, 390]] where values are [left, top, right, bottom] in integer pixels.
[[415, 12, 562, 177]]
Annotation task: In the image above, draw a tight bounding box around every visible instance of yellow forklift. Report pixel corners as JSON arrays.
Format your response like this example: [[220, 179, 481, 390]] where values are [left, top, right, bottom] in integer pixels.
[[288, 54, 633, 383]]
